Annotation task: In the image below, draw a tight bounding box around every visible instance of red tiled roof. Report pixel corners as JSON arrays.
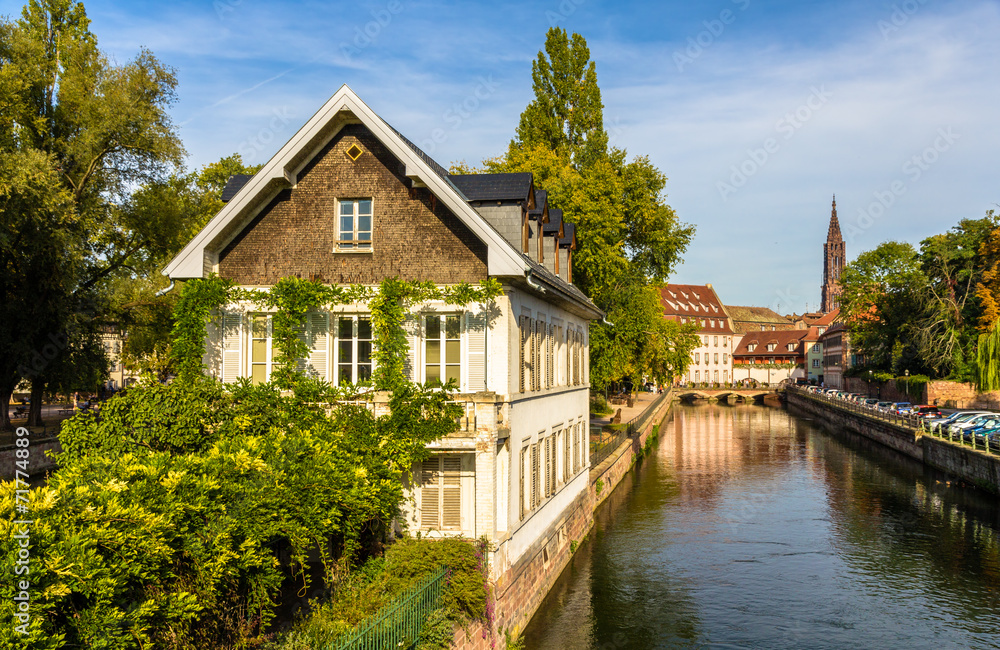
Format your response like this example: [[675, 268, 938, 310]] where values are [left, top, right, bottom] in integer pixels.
[[660, 284, 734, 334], [812, 308, 840, 327], [733, 329, 808, 357]]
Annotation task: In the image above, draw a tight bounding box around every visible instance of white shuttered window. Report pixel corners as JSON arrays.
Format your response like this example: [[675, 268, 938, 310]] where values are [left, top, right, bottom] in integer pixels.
[[420, 455, 462, 530]]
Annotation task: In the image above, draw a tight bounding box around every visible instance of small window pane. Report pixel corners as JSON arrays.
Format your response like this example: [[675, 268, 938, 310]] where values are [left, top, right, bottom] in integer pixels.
[[339, 341, 353, 364], [252, 316, 268, 337], [358, 319, 371, 339], [426, 340, 441, 364], [339, 318, 353, 339], [446, 315, 461, 339], [358, 215, 371, 231], [446, 340, 460, 364], [251, 364, 266, 384], [445, 365, 460, 383], [340, 203, 353, 216], [358, 341, 372, 364], [426, 316, 440, 339], [252, 339, 267, 362], [340, 215, 353, 232], [358, 199, 372, 214], [426, 365, 441, 383], [339, 365, 353, 385], [358, 364, 372, 382]]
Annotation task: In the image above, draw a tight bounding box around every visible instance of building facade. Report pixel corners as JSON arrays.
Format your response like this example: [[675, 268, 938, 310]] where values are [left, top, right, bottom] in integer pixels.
[[163, 86, 603, 629], [661, 284, 735, 385], [731, 329, 808, 385]]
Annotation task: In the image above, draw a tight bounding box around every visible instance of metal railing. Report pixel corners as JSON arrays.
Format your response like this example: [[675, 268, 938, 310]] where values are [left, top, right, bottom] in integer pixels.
[[789, 386, 1000, 457], [590, 391, 669, 468], [327, 566, 448, 650]]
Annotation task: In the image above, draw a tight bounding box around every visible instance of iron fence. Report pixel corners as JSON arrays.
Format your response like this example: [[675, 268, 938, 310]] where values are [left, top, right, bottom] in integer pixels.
[[326, 566, 448, 650], [590, 391, 669, 468]]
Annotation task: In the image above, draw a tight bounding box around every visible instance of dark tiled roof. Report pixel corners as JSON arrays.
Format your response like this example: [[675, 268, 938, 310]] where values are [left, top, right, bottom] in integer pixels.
[[559, 222, 575, 248], [448, 173, 534, 202], [221, 174, 254, 202], [543, 209, 563, 236], [383, 123, 453, 182], [528, 189, 548, 221]]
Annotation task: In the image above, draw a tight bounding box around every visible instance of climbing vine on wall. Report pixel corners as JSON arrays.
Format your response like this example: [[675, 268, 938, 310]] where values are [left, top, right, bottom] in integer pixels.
[[170, 274, 502, 391]]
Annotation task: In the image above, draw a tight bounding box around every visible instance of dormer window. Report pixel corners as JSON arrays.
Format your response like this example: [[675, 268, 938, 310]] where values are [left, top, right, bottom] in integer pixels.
[[767, 343, 776, 352], [748, 343, 757, 352], [787, 343, 796, 351]]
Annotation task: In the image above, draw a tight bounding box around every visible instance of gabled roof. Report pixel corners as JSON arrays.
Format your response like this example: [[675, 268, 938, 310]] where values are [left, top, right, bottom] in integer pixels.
[[448, 173, 534, 203], [724, 305, 793, 334], [733, 329, 807, 356], [164, 85, 530, 281], [812, 308, 840, 327], [559, 222, 576, 249], [543, 209, 563, 236], [162, 85, 602, 319]]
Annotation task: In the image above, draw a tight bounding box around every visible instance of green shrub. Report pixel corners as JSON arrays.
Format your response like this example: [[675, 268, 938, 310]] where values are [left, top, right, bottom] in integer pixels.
[[1, 376, 461, 649], [590, 393, 613, 416]]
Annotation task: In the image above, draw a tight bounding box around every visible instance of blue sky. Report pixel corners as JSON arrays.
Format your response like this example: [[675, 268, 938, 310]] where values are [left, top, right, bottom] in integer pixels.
[[5, 0, 998, 313]]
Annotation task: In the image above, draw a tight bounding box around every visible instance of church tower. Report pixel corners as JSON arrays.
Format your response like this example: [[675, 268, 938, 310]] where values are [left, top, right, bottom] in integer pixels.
[[821, 195, 845, 313]]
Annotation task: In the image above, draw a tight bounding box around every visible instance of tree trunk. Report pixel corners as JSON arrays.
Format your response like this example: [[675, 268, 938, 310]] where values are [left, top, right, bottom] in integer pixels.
[[27, 379, 44, 427], [0, 389, 11, 431]]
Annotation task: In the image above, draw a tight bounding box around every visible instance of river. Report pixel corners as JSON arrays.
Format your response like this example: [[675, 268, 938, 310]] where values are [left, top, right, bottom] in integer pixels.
[[522, 403, 1000, 649]]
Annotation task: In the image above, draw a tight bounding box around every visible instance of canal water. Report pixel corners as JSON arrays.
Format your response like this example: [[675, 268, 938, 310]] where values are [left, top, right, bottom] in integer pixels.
[[522, 403, 1000, 649]]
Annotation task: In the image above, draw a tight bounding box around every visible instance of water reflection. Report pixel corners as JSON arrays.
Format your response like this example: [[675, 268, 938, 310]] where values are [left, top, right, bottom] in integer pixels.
[[523, 404, 1000, 649]]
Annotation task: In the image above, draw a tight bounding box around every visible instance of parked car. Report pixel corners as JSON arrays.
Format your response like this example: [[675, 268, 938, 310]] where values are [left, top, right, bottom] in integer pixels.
[[891, 402, 914, 415], [913, 405, 942, 419], [947, 413, 999, 437], [877, 401, 894, 411], [963, 418, 1000, 442], [932, 411, 992, 433]]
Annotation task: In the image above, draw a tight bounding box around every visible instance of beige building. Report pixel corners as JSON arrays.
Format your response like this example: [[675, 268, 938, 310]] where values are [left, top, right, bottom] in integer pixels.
[[661, 284, 735, 385]]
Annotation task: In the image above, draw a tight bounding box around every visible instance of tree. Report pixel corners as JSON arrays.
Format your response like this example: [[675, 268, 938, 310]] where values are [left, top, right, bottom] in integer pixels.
[[513, 27, 608, 171], [0, 0, 184, 425], [468, 28, 695, 389], [840, 241, 927, 373]]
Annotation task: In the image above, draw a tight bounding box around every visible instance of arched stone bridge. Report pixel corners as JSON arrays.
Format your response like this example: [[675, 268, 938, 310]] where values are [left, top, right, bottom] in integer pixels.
[[675, 388, 782, 404]]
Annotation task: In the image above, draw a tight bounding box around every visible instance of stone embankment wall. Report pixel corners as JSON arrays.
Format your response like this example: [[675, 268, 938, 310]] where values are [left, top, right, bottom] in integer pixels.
[[0, 436, 60, 480], [452, 393, 676, 649], [788, 390, 1000, 494], [842, 377, 1000, 410]]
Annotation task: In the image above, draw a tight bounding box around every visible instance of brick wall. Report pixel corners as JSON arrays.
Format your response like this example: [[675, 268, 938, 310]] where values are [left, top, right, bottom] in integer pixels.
[[218, 124, 488, 286], [844, 377, 926, 404], [845, 378, 1000, 409]]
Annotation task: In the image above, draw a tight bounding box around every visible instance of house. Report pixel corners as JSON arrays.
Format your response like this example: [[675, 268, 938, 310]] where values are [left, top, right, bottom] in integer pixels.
[[660, 284, 735, 385], [731, 329, 807, 385], [162, 85, 603, 630], [819, 321, 853, 388], [803, 309, 839, 383]]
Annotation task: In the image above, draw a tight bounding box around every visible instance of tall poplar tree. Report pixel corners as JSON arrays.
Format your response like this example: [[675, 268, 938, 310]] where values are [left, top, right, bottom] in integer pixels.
[[0, 0, 184, 427], [463, 27, 698, 388]]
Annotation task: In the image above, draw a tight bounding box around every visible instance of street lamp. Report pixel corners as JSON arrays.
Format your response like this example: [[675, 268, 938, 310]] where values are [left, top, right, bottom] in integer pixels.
[[905, 369, 910, 398], [868, 370, 873, 398]]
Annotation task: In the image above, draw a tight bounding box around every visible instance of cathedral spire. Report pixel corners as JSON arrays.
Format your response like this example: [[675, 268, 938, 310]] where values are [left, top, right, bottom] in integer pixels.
[[821, 195, 845, 313]]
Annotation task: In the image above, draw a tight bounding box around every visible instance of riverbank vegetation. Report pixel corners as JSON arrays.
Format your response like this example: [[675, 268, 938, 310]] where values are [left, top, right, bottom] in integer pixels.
[[840, 211, 1000, 389]]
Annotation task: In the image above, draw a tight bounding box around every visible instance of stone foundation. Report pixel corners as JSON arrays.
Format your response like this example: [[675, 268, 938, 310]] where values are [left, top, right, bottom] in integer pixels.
[[0, 436, 60, 481]]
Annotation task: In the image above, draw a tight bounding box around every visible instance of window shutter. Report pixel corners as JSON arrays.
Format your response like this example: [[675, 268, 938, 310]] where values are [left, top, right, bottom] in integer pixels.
[[222, 312, 243, 383], [465, 311, 486, 392], [547, 436, 555, 496], [529, 320, 537, 391], [530, 443, 538, 508], [442, 455, 462, 529], [563, 430, 570, 482], [518, 316, 529, 393], [572, 426, 579, 473], [546, 324, 554, 389], [420, 459, 440, 528], [520, 446, 527, 520], [308, 312, 329, 380]]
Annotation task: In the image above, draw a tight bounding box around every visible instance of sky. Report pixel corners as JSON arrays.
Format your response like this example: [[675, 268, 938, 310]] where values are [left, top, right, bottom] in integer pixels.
[[5, 0, 998, 314]]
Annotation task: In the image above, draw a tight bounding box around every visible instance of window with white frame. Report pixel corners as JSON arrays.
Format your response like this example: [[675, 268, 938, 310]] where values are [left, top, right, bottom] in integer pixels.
[[337, 198, 373, 250], [250, 315, 273, 384], [336, 316, 372, 385], [425, 314, 461, 386]]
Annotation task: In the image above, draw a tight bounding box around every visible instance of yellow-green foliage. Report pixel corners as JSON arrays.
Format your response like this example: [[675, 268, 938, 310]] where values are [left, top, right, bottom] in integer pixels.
[[0, 376, 463, 649]]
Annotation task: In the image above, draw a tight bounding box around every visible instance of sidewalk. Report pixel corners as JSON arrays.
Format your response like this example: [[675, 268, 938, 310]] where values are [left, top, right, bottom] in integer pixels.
[[591, 391, 661, 427]]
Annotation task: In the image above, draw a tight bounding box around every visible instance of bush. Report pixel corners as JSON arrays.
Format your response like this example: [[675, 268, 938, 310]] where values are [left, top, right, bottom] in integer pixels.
[[590, 393, 612, 416], [1, 376, 461, 649], [267, 537, 487, 650]]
